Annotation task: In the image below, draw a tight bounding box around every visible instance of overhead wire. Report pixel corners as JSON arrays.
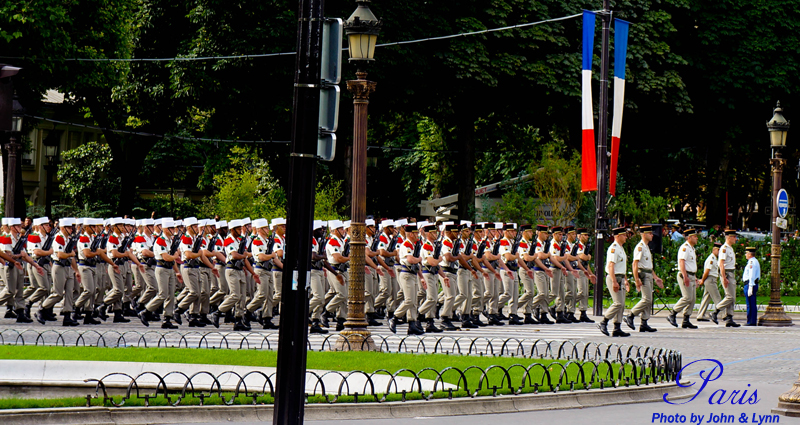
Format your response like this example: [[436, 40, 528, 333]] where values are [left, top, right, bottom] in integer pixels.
[[0, 12, 585, 63]]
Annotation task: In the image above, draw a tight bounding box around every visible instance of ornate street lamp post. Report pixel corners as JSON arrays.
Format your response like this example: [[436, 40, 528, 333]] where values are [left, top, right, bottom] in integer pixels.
[[759, 101, 792, 327], [5, 109, 23, 218], [336, 0, 381, 351]]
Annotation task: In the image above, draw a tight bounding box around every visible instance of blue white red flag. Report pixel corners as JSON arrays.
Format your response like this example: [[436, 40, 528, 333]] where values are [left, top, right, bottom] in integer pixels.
[[581, 10, 597, 192], [609, 19, 630, 196]]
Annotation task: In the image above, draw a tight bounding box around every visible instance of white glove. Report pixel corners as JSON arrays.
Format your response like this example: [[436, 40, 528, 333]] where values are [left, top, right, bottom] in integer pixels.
[[747, 286, 753, 297]]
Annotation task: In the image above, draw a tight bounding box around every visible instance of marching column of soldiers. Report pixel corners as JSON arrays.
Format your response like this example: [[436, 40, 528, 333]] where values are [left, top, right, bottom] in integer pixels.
[[0, 216, 745, 334]]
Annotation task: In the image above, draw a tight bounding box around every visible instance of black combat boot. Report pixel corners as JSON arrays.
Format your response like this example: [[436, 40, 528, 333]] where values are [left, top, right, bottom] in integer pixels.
[[555, 311, 569, 324], [725, 315, 741, 328], [666, 312, 678, 327], [538, 312, 554, 324], [161, 316, 178, 329], [262, 317, 279, 330], [366, 312, 381, 327], [62, 313, 79, 327], [310, 319, 328, 334], [113, 310, 130, 323], [508, 314, 524, 325], [335, 317, 345, 331], [612, 322, 630, 337], [523, 313, 538, 324], [441, 316, 459, 331], [625, 313, 636, 330], [639, 319, 657, 332], [425, 318, 443, 333], [579, 311, 594, 323], [407, 321, 425, 335], [15, 309, 32, 323], [597, 319, 610, 336], [681, 316, 698, 329]]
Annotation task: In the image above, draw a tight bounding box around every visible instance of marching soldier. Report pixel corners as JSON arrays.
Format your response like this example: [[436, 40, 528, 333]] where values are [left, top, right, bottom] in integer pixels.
[[0, 218, 45, 322], [531, 224, 555, 324], [96, 218, 145, 323], [24, 217, 54, 320], [210, 220, 258, 331], [667, 228, 699, 329], [548, 226, 578, 323], [517, 224, 539, 324], [139, 219, 184, 329], [418, 223, 450, 332], [389, 224, 424, 335], [247, 218, 279, 329], [497, 223, 525, 325], [324, 220, 349, 331], [40, 218, 81, 326], [132, 219, 159, 314], [209, 221, 230, 311], [562, 226, 580, 323], [270, 218, 286, 317], [309, 220, 330, 334], [597, 226, 630, 337], [711, 229, 740, 327], [437, 223, 462, 329], [374, 220, 398, 318], [364, 219, 382, 326], [575, 228, 596, 323], [625, 225, 663, 332], [697, 242, 723, 323], [74, 218, 114, 325]]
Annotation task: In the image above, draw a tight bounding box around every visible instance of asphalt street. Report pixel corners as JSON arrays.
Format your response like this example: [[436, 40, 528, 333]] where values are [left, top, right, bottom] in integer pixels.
[[3, 310, 799, 424]]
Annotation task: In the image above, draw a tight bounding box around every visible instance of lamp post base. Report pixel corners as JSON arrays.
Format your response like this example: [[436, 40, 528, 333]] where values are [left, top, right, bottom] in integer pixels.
[[335, 328, 379, 351], [773, 373, 800, 417], [758, 303, 794, 327]]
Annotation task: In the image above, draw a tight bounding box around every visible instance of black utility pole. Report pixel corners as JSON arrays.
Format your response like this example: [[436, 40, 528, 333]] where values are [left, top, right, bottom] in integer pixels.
[[593, 0, 611, 317], [273, 0, 324, 424]]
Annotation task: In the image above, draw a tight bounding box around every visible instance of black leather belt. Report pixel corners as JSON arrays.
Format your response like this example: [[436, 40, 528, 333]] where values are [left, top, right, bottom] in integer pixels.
[[113, 258, 129, 265], [226, 261, 243, 271], [442, 266, 457, 274], [156, 260, 175, 268]]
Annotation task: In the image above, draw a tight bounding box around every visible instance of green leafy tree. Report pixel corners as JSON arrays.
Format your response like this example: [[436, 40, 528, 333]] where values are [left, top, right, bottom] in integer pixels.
[[608, 189, 674, 226], [57, 141, 121, 213]]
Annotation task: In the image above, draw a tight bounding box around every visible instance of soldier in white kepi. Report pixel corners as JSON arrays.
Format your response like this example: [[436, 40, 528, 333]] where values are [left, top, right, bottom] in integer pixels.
[[598, 227, 630, 337], [324, 220, 349, 331]]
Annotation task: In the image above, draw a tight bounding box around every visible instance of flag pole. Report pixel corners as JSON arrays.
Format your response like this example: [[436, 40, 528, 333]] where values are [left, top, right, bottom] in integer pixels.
[[593, 0, 611, 317]]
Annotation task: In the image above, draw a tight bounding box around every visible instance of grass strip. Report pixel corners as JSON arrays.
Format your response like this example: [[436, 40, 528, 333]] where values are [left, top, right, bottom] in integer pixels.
[[0, 345, 658, 409]]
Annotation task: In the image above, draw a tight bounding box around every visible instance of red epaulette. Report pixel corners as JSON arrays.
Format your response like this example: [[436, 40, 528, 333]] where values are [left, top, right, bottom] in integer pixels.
[[109, 236, 120, 245], [500, 240, 510, 246], [156, 237, 167, 247], [423, 243, 434, 251], [27, 234, 42, 244], [181, 236, 193, 245], [443, 240, 453, 248], [329, 239, 341, 248], [55, 235, 66, 245], [379, 235, 389, 244], [79, 236, 90, 243], [403, 241, 413, 249], [133, 236, 146, 243], [224, 237, 235, 246], [253, 238, 264, 246]]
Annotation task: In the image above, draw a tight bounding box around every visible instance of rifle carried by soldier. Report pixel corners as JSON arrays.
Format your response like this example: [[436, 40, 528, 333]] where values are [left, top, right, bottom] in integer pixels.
[[11, 227, 31, 255]]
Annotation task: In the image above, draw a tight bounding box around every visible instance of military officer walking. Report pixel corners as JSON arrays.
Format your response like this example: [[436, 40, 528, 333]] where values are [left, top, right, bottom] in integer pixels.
[[711, 229, 741, 327], [598, 227, 630, 337], [625, 225, 663, 332], [667, 228, 699, 329]]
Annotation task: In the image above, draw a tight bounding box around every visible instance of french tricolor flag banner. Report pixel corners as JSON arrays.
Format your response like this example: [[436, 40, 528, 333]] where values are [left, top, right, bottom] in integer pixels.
[[581, 11, 597, 192], [609, 19, 630, 196]]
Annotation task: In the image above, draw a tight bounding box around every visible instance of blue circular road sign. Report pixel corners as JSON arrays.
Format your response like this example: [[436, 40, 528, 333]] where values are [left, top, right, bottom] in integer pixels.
[[777, 189, 789, 218]]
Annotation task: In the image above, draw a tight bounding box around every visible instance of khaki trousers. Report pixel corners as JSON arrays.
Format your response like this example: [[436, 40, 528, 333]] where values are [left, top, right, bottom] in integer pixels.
[[394, 271, 419, 321], [220, 268, 246, 317], [374, 265, 396, 309], [137, 265, 158, 308], [532, 270, 551, 312], [364, 267, 377, 314], [715, 270, 737, 318], [325, 269, 348, 318], [209, 263, 229, 306], [146, 266, 177, 318], [178, 266, 200, 314], [75, 265, 97, 310], [439, 272, 457, 318], [577, 270, 590, 312], [548, 268, 565, 312], [309, 269, 325, 320], [272, 268, 283, 305], [631, 271, 654, 320], [26, 262, 52, 306], [103, 263, 125, 311], [697, 275, 722, 318], [247, 267, 273, 318], [470, 270, 485, 314], [499, 270, 519, 316], [673, 272, 697, 318], [455, 268, 473, 316], [43, 264, 75, 313], [564, 271, 577, 313], [0, 265, 25, 310], [518, 270, 536, 314], [604, 274, 626, 323], [483, 271, 500, 314], [418, 271, 439, 319]]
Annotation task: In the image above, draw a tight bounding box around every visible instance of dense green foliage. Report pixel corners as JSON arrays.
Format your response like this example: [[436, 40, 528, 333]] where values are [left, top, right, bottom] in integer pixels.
[[2, 0, 799, 231], [56, 141, 120, 214]]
